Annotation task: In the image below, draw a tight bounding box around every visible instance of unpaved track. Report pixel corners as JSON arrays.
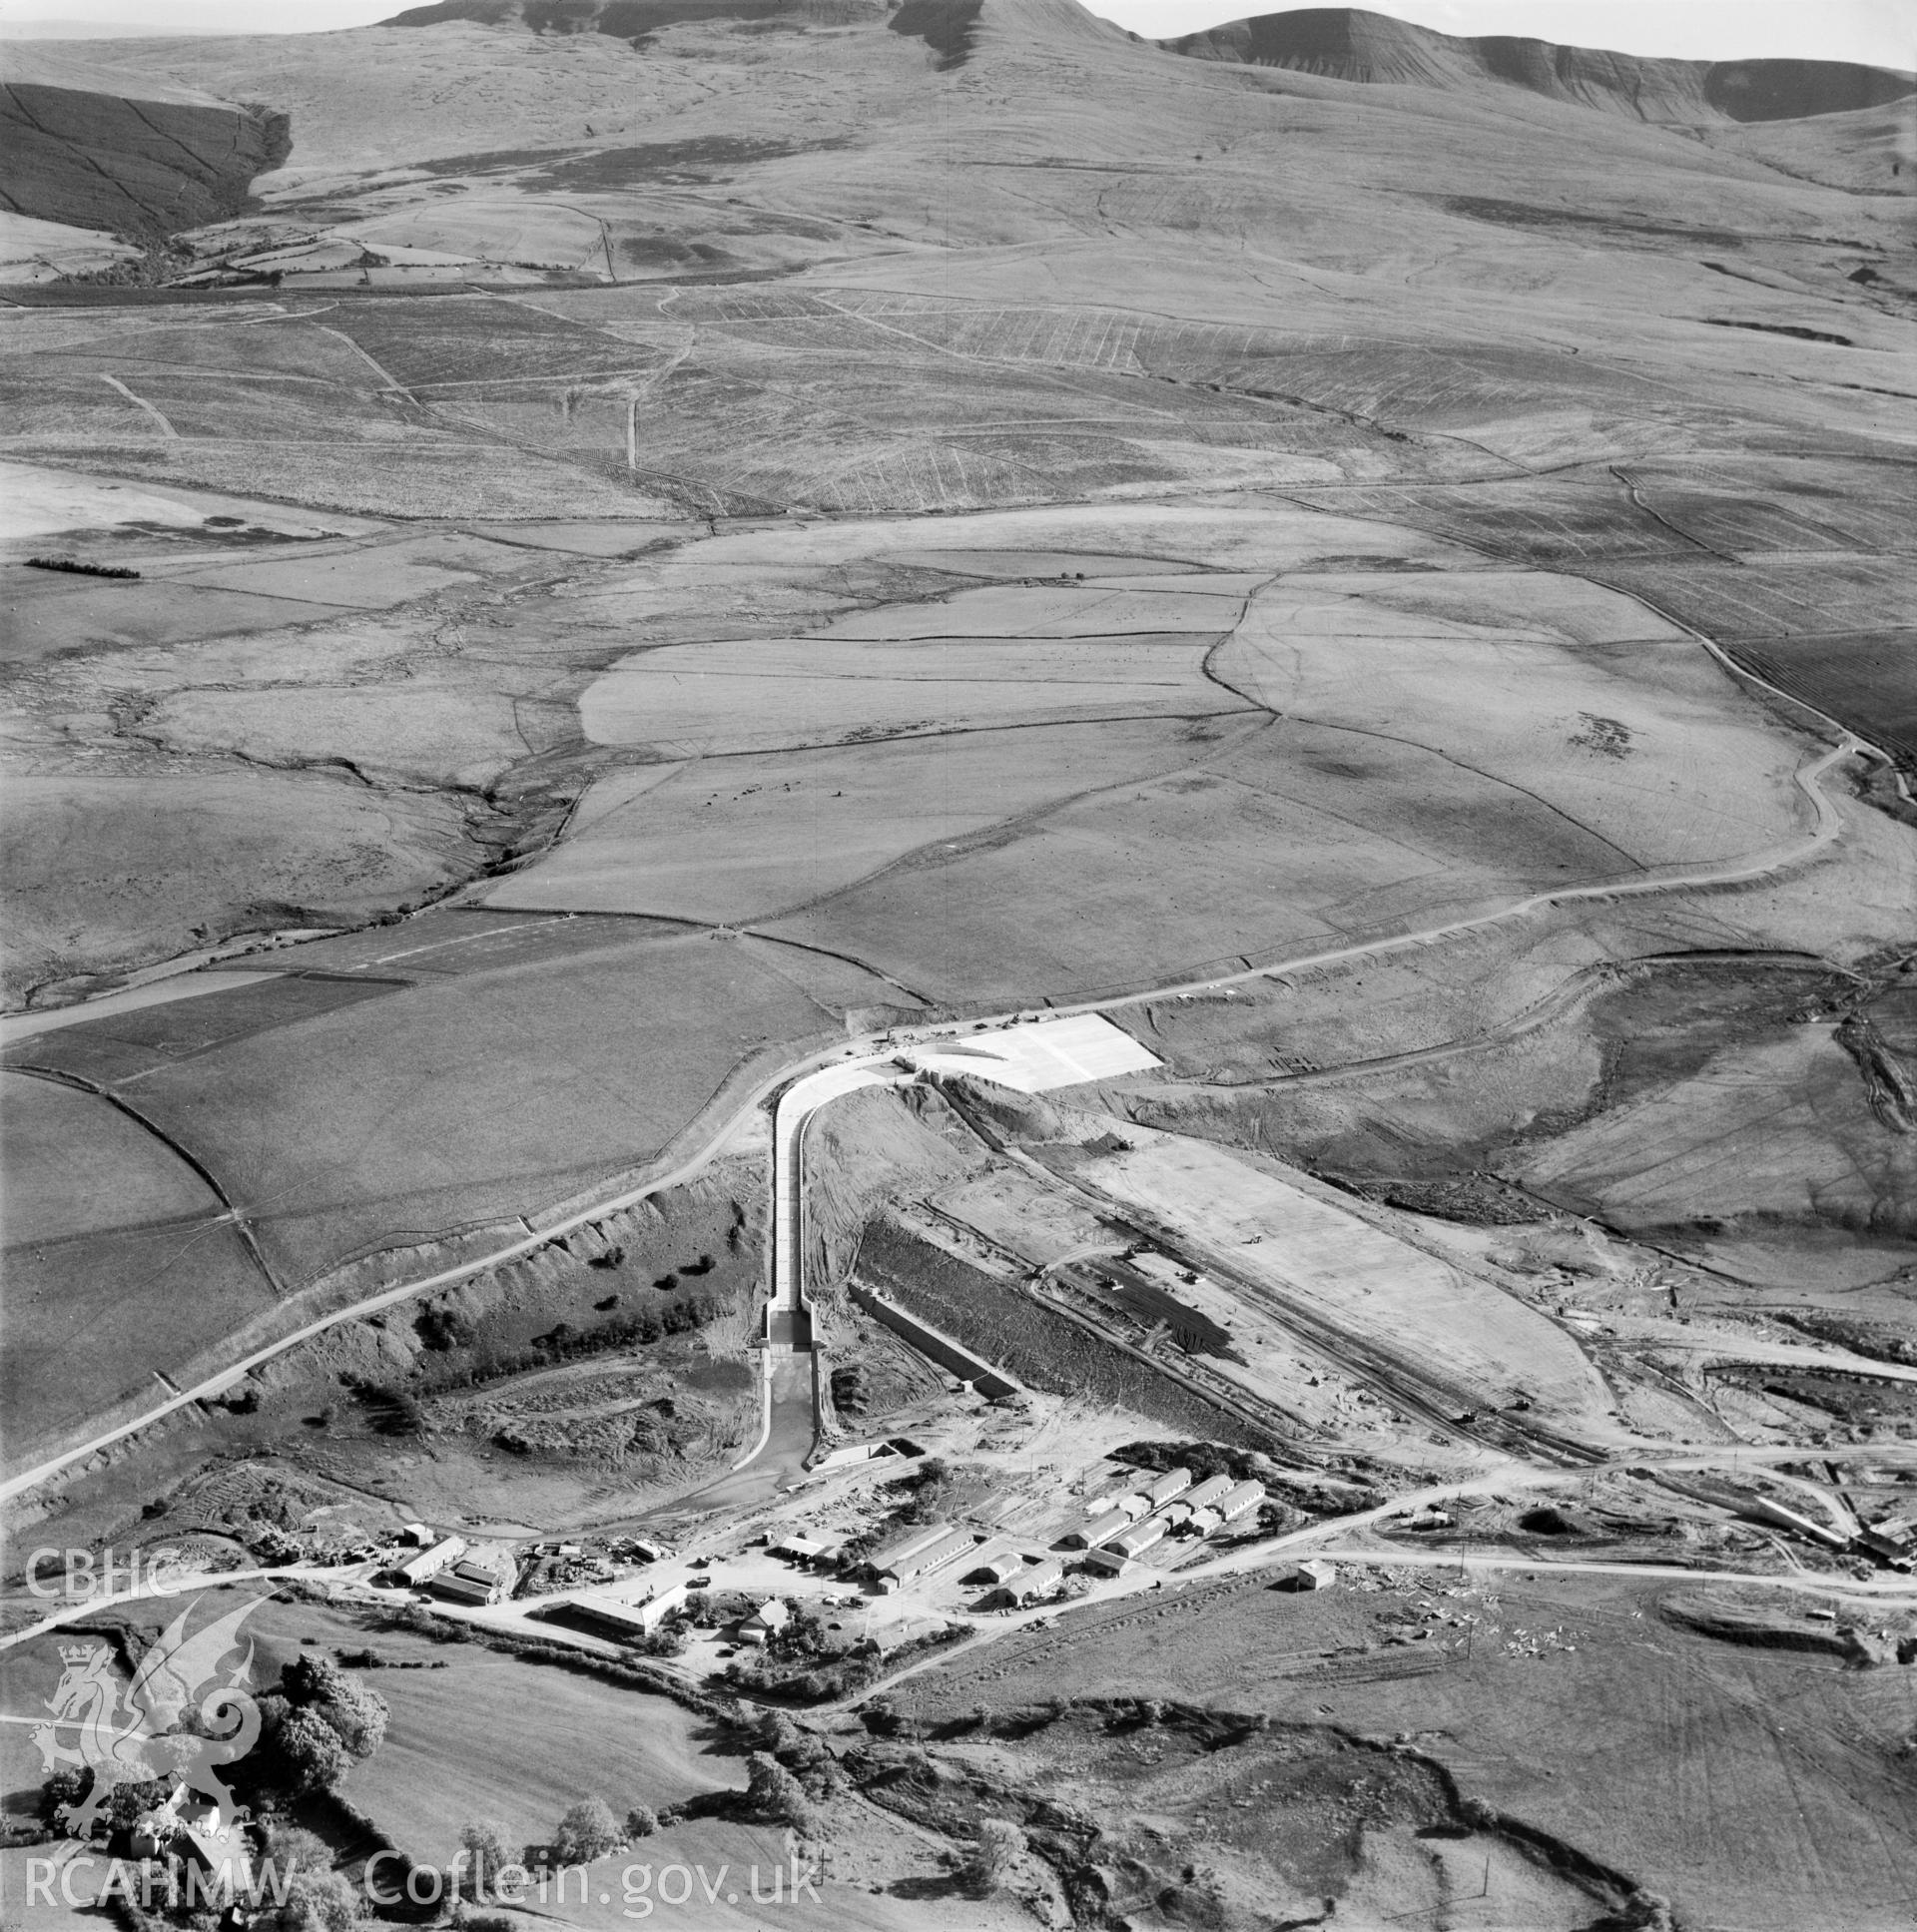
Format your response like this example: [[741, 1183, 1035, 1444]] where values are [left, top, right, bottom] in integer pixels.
[[0, 1559, 342, 1654]]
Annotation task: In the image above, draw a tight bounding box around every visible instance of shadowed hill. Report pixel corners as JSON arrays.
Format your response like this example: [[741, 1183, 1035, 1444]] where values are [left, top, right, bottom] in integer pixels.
[[0, 55, 290, 236], [383, 0, 894, 36], [380, 0, 1091, 66], [1161, 5, 1916, 125]]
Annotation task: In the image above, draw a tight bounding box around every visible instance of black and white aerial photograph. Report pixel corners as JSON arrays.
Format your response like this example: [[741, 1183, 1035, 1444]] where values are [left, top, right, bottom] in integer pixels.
[[0, 0, 1912, 1923]]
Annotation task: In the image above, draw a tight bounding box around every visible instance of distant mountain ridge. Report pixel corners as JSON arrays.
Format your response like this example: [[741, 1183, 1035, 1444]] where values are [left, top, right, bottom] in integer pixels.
[[1160, 5, 1917, 124], [383, 0, 897, 34]]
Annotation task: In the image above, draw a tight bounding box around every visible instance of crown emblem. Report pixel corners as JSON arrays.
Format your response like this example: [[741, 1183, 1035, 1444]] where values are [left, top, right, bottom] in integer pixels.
[[57, 1642, 100, 1664]]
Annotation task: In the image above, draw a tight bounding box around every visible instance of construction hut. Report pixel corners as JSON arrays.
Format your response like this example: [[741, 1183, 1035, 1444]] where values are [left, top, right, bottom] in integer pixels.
[[1143, 1467, 1195, 1509], [965, 1550, 1030, 1587], [549, 1583, 688, 1641], [865, 1521, 954, 1579], [1061, 1509, 1133, 1550], [880, 1528, 979, 1593], [771, 1532, 833, 1565], [633, 1582, 690, 1628], [1271, 1559, 1336, 1593], [1183, 1474, 1236, 1514], [391, 1535, 466, 1587], [1216, 1480, 1267, 1524], [1006, 1556, 1066, 1604], [428, 1548, 514, 1607], [1083, 1547, 1131, 1578], [1104, 1515, 1170, 1562]]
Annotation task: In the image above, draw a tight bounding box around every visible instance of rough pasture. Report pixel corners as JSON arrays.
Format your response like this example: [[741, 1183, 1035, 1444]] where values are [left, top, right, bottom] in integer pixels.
[[8, 916, 890, 1294], [485, 716, 1215, 923], [1, 1069, 281, 1474]]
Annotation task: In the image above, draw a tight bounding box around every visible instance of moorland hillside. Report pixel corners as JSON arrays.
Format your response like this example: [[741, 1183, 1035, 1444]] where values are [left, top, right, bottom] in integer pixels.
[[0, 44, 290, 234], [1161, 5, 1916, 126]]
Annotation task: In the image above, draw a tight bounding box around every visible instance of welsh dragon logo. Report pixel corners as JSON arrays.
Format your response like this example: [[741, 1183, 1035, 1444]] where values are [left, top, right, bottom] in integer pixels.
[[32, 1596, 263, 1838]]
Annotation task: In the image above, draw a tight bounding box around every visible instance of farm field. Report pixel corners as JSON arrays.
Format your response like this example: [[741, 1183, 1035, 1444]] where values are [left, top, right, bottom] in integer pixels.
[[577, 631, 1240, 756], [4, 1062, 224, 1241], [2, 1065, 278, 1468], [5, 575, 354, 665], [2, 1153, 280, 1472], [1733, 631, 1917, 769], [485, 718, 1221, 922], [0, 972, 405, 1087], [752, 693, 1802, 1007], [349, 1647, 743, 1864], [0, 967, 284, 1046], [1215, 574, 1813, 871]]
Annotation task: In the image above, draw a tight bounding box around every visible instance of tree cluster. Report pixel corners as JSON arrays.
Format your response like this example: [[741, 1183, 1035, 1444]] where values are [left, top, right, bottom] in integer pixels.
[[254, 1654, 389, 1797], [743, 1754, 819, 1832], [548, 1797, 620, 1866], [407, 1290, 727, 1401], [255, 1821, 362, 1932]]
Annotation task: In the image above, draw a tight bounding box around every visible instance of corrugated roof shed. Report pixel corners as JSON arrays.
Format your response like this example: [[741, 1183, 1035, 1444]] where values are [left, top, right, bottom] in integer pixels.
[[869, 1521, 955, 1570], [1106, 1515, 1169, 1559], [1063, 1509, 1133, 1549], [885, 1528, 978, 1584], [395, 1535, 465, 1582], [970, 1550, 1029, 1585], [1011, 1557, 1066, 1600], [1184, 1473, 1236, 1512], [1144, 1468, 1194, 1506]]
